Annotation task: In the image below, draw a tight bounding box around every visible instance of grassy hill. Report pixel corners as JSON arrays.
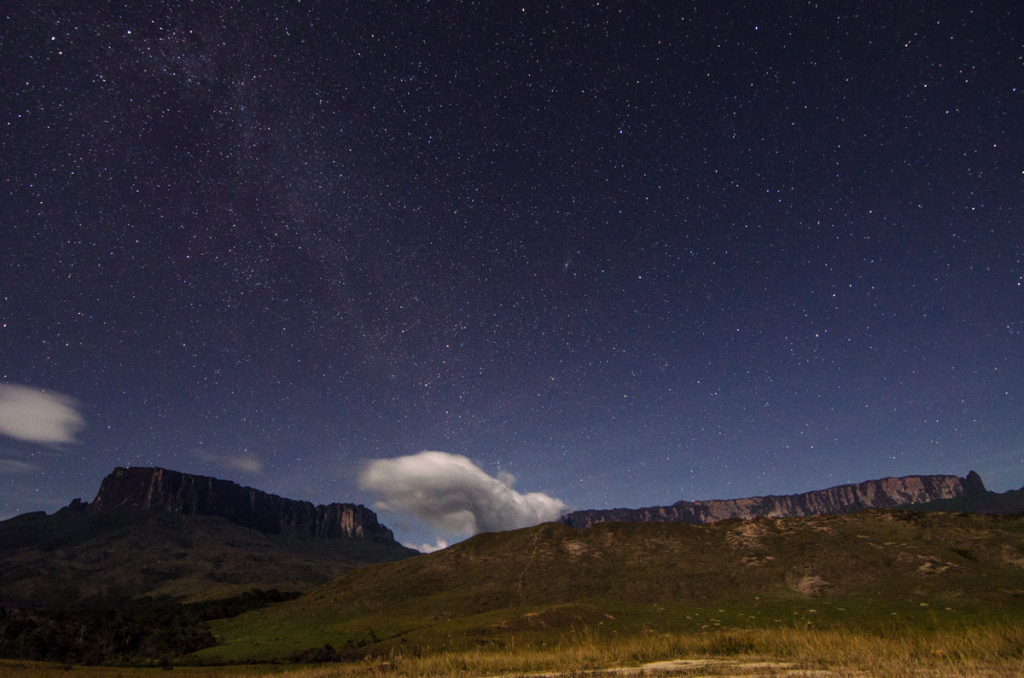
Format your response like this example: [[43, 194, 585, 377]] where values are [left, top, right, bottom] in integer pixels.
[[0, 507, 416, 608], [195, 509, 1024, 663]]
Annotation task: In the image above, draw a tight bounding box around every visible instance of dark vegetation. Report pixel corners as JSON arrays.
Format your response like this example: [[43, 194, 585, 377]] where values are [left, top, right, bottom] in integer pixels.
[[185, 588, 302, 621], [0, 589, 300, 666], [0, 475, 413, 667], [292, 630, 380, 664], [0, 504, 416, 608]]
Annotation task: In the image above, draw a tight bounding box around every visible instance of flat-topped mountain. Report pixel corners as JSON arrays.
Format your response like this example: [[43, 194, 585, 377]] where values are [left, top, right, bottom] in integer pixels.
[[561, 471, 1024, 529], [88, 466, 396, 542], [0, 468, 417, 608]]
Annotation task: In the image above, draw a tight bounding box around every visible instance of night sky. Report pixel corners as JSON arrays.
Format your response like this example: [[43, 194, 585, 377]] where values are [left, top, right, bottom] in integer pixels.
[[2, 2, 1022, 550]]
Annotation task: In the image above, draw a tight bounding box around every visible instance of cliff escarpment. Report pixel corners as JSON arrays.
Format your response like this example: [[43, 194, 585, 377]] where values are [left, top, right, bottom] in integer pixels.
[[0, 467, 417, 608], [561, 471, 1015, 529], [87, 466, 396, 542]]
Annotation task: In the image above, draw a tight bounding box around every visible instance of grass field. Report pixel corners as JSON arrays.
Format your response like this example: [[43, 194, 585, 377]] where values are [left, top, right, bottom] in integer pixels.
[[193, 511, 1024, 664], [6, 623, 1024, 677]]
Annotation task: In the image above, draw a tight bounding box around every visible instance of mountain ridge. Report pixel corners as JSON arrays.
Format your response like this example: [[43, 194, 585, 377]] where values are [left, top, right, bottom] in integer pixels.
[[561, 471, 1023, 528]]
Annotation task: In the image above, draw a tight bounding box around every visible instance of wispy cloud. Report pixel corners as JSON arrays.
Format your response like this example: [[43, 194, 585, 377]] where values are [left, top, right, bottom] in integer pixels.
[[0, 459, 40, 474], [193, 448, 264, 475], [225, 454, 264, 474], [360, 450, 567, 535], [0, 384, 84, 444]]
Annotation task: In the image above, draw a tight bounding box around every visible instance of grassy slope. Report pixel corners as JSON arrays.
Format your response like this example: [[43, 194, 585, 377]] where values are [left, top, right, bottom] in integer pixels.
[[0, 508, 416, 607], [197, 510, 1024, 663]]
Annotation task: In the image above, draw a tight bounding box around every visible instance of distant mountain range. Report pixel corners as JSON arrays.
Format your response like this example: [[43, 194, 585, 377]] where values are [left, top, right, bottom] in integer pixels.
[[4, 466, 1024, 664], [3, 466, 1022, 612], [0, 467, 416, 608], [561, 471, 1024, 528]]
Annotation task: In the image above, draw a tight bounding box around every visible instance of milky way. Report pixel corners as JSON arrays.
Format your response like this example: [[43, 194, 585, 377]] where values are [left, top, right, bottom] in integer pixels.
[[1, 2, 1021, 548]]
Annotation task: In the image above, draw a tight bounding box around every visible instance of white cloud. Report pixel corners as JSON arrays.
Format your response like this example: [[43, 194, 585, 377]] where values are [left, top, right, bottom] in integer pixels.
[[404, 539, 448, 554], [0, 384, 84, 444], [0, 459, 40, 474], [360, 450, 568, 535]]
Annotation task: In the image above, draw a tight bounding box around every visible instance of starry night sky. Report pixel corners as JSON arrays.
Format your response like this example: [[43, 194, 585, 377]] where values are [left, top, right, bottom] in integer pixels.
[[2, 2, 1022, 548]]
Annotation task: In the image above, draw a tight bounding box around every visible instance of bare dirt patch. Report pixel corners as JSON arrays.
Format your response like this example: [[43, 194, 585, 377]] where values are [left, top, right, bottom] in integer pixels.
[[493, 659, 858, 677], [564, 541, 590, 558], [1001, 545, 1024, 568], [727, 521, 774, 550]]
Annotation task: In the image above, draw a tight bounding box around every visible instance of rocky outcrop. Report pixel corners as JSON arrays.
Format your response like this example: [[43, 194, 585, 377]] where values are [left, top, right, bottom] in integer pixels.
[[561, 471, 1010, 529], [86, 467, 397, 542]]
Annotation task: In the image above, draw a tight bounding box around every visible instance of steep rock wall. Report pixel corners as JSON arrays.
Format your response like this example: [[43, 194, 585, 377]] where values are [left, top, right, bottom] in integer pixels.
[[562, 472, 987, 529], [87, 466, 396, 542]]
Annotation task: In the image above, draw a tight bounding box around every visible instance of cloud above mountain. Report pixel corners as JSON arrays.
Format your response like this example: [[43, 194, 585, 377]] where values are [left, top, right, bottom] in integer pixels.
[[0, 384, 84, 444], [192, 448, 264, 475], [360, 450, 567, 535]]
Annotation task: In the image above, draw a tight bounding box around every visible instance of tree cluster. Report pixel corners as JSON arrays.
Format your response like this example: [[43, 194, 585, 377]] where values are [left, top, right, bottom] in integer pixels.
[[0, 605, 214, 665], [0, 588, 300, 666]]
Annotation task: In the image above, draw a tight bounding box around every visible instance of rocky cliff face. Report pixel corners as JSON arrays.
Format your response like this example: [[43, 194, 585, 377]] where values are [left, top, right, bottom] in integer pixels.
[[86, 467, 397, 542], [561, 472, 993, 529]]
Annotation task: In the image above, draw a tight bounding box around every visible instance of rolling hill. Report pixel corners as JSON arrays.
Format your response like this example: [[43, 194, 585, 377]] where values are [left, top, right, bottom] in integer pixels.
[[197, 509, 1024, 663]]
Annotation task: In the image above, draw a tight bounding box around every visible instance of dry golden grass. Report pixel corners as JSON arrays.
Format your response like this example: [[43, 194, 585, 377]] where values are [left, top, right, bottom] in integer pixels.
[[0, 661, 292, 677], [9, 624, 1022, 677], [276, 624, 1024, 677]]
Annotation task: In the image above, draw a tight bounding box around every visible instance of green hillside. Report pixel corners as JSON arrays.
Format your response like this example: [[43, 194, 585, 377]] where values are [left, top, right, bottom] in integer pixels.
[[0, 507, 416, 608], [196, 509, 1024, 663]]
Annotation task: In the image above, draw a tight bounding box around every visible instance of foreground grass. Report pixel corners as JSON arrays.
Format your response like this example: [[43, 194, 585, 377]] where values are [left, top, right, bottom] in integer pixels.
[[7, 624, 1024, 677], [274, 624, 1024, 677], [0, 661, 292, 677], [197, 513, 1024, 664]]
